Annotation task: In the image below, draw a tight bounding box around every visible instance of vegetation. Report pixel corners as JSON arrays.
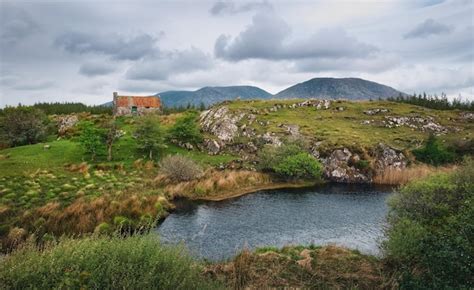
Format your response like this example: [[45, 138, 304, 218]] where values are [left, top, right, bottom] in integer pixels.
[[412, 134, 456, 166], [168, 111, 203, 144], [134, 114, 167, 160], [273, 152, 323, 180], [159, 155, 203, 182], [78, 121, 106, 161], [31, 102, 112, 115], [259, 142, 323, 180], [0, 106, 48, 147], [384, 158, 474, 289], [0, 235, 221, 289], [388, 92, 474, 111]]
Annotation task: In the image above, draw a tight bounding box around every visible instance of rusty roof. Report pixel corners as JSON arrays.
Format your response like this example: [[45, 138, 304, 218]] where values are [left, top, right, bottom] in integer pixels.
[[116, 96, 161, 108]]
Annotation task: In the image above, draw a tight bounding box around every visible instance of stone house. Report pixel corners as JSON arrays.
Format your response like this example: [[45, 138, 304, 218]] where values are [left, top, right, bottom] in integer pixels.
[[113, 92, 161, 116]]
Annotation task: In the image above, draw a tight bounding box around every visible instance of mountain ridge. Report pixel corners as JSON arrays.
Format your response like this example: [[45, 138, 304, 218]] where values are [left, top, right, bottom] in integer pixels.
[[103, 78, 405, 107]]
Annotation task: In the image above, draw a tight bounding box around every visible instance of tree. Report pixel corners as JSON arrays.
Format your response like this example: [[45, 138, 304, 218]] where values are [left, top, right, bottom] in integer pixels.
[[167, 111, 203, 145], [0, 106, 48, 147], [135, 114, 166, 160], [105, 119, 118, 161], [78, 121, 106, 161]]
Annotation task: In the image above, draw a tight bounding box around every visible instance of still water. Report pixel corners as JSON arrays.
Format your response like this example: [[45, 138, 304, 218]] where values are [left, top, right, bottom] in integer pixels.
[[157, 183, 393, 261]]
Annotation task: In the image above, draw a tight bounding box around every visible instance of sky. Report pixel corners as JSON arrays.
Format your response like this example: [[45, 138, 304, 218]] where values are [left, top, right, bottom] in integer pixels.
[[0, 0, 473, 107]]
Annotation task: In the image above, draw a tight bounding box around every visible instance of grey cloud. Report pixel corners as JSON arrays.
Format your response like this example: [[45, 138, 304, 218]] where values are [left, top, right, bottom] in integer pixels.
[[210, 0, 271, 15], [215, 13, 377, 62], [126, 48, 213, 81], [404, 18, 453, 39], [13, 80, 54, 91], [0, 4, 39, 44], [55, 32, 159, 60], [79, 61, 116, 77]]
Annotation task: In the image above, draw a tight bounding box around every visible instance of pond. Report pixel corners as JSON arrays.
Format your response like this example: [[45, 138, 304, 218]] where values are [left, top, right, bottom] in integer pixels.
[[156, 183, 394, 261]]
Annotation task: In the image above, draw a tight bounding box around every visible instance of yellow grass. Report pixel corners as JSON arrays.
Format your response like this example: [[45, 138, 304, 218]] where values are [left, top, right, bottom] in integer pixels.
[[373, 164, 456, 185]]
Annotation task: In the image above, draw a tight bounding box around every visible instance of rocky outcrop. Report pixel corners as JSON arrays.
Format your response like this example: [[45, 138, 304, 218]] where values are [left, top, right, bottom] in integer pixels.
[[200, 106, 245, 142], [322, 148, 370, 183], [364, 108, 389, 115], [383, 116, 448, 134], [373, 143, 406, 174]]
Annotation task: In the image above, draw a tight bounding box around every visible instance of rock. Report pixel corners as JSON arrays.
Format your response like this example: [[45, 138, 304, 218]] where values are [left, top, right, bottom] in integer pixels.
[[460, 112, 474, 121], [283, 124, 300, 136], [57, 115, 78, 136], [323, 148, 370, 183], [297, 249, 313, 271], [43, 144, 51, 150], [183, 143, 194, 150], [261, 132, 282, 147], [200, 106, 244, 142], [383, 116, 448, 134], [364, 108, 389, 115], [203, 139, 221, 155], [374, 143, 406, 174]]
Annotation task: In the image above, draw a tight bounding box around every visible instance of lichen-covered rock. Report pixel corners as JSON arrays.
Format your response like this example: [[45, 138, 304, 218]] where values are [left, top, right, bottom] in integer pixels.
[[202, 139, 222, 155], [260, 132, 282, 147], [383, 116, 448, 134], [373, 143, 406, 174], [200, 106, 245, 142], [322, 148, 370, 183], [460, 112, 474, 122], [364, 108, 389, 115]]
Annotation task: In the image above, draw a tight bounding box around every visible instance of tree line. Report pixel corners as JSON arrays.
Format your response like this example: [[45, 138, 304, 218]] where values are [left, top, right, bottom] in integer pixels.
[[386, 92, 474, 111]]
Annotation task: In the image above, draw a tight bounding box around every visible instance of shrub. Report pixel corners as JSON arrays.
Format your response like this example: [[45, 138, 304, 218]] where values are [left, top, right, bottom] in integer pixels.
[[273, 153, 323, 180], [383, 158, 474, 289], [135, 114, 167, 160], [160, 155, 203, 182], [412, 134, 455, 166], [258, 142, 323, 180], [0, 106, 48, 147], [167, 111, 203, 144], [0, 235, 221, 289]]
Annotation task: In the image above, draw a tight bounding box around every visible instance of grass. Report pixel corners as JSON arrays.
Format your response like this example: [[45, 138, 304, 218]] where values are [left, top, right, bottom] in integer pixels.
[[372, 163, 456, 185], [226, 99, 473, 150], [0, 235, 222, 289], [206, 244, 384, 289]]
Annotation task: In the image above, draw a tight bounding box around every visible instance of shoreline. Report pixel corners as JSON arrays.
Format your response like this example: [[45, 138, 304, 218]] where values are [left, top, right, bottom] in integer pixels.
[[192, 180, 319, 201]]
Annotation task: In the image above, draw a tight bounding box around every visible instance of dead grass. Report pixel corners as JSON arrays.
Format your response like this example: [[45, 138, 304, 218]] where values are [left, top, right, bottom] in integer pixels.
[[205, 245, 385, 289], [373, 164, 456, 185], [157, 169, 274, 199]]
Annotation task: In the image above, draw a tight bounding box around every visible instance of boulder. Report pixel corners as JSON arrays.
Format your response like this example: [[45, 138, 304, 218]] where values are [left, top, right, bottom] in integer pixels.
[[322, 148, 370, 183], [203, 139, 221, 155], [57, 115, 78, 136], [200, 106, 244, 142]]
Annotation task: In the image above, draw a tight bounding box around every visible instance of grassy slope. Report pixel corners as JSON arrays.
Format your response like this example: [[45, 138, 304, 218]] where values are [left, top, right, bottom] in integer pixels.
[[227, 99, 472, 150]]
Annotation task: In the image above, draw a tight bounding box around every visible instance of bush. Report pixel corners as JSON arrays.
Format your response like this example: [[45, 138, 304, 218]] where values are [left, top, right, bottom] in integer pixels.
[[0, 106, 48, 147], [167, 111, 203, 144], [0, 235, 221, 289], [160, 155, 203, 182], [412, 135, 455, 166], [78, 121, 106, 161], [383, 158, 474, 289], [273, 153, 323, 180], [258, 142, 323, 180]]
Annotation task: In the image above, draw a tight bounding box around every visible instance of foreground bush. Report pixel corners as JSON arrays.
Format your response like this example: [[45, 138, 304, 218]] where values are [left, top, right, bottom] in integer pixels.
[[160, 155, 203, 182], [0, 106, 48, 147], [0, 235, 221, 289], [384, 158, 473, 289]]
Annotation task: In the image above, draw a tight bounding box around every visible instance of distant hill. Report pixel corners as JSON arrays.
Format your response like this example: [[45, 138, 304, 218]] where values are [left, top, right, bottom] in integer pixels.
[[102, 78, 405, 108], [274, 77, 404, 100], [158, 86, 272, 108]]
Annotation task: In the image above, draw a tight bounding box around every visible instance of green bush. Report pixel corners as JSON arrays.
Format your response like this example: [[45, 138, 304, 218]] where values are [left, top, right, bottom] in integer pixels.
[[274, 153, 323, 180], [384, 158, 474, 289], [168, 111, 203, 145], [258, 142, 323, 180], [412, 135, 455, 166], [0, 235, 221, 289], [135, 114, 167, 160], [78, 121, 106, 161]]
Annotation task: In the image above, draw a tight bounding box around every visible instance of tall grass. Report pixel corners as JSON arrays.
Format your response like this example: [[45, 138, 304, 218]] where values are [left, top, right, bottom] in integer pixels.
[[373, 164, 455, 185], [0, 235, 222, 289]]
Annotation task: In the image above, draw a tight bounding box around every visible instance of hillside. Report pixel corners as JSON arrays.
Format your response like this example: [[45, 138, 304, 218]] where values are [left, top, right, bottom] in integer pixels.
[[158, 85, 272, 107], [274, 77, 404, 100]]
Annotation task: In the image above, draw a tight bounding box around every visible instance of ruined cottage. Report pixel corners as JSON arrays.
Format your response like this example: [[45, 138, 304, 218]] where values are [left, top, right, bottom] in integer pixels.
[[113, 92, 161, 116]]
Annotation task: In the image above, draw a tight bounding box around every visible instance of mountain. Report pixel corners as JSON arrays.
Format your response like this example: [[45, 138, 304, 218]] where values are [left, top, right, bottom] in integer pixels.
[[274, 77, 404, 100], [101, 78, 405, 108], [158, 86, 272, 107]]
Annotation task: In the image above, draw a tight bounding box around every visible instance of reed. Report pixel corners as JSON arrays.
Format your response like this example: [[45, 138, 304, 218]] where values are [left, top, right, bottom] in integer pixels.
[[373, 164, 455, 185]]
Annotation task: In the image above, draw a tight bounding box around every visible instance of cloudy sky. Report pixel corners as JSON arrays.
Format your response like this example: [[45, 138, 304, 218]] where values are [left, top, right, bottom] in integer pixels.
[[0, 0, 473, 107]]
